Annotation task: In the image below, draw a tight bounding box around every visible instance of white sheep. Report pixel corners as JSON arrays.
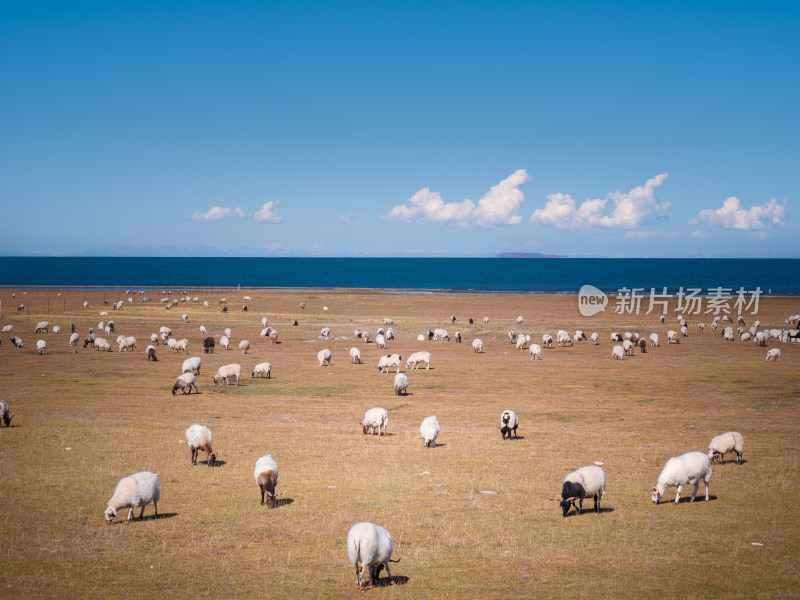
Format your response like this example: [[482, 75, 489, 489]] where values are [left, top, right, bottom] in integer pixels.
[[500, 409, 518, 440], [420, 415, 440, 447], [698, 322, 706, 332], [185, 424, 216, 466], [515, 335, 528, 350], [150, 333, 159, 346], [174, 338, 189, 354], [667, 330, 680, 344], [172, 372, 198, 395], [52, 325, 61, 334], [740, 332, 752, 342], [347, 521, 396, 590], [69, 332, 79, 347], [35, 321, 49, 334], [542, 334, 553, 348], [317, 348, 332, 366], [182, 313, 189, 323], [362, 407, 388, 435], [261, 317, 269, 327], [386, 328, 395, 340], [361, 330, 370, 344], [394, 372, 409, 395], [349, 347, 362, 364], [253, 455, 279, 508], [167, 337, 178, 352], [378, 353, 402, 373], [0, 400, 12, 427], [36, 339, 47, 355], [557, 333, 574, 347], [483, 316, 490, 324], [590, 332, 599, 345], [220, 335, 230, 350], [472, 338, 484, 353], [320, 327, 331, 337], [708, 431, 744, 464], [652, 451, 711, 504], [405, 351, 430, 369], [611, 345, 624, 360], [529, 344, 542, 360], [723, 326, 734, 342], [507, 331, 517, 344], [252, 362, 272, 379], [574, 330, 587, 342], [238, 339, 251, 354], [754, 331, 768, 346], [213, 363, 242, 386], [556, 465, 606, 517], [374, 333, 386, 349], [146, 345, 158, 361], [649, 333, 659, 347], [516, 315, 524, 324], [432, 328, 449, 342], [622, 339, 634, 356], [118, 336, 137, 352], [269, 330, 279, 343], [416, 334, 425, 341], [199, 325, 208, 336], [1, 325, 12, 332], [681, 325, 689, 337], [94, 338, 111, 351], [181, 356, 202, 375], [766, 348, 781, 362], [104, 471, 160, 523]]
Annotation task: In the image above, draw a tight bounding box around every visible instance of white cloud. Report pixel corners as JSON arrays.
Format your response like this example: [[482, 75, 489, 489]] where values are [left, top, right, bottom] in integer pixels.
[[690, 197, 786, 230], [338, 211, 355, 224], [624, 230, 662, 240], [530, 173, 670, 230], [749, 231, 771, 240], [690, 230, 708, 239], [190, 206, 246, 223], [253, 200, 283, 224], [386, 169, 531, 227]]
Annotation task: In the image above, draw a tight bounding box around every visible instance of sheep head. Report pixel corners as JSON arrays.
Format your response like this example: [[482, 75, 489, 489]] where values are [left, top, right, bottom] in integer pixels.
[[651, 485, 662, 504], [208, 453, 216, 467], [213, 374, 221, 385], [104, 506, 118, 524], [3, 414, 12, 427]]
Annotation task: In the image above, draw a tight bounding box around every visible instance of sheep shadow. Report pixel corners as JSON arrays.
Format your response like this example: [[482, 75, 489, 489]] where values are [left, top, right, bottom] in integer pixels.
[[395, 392, 413, 397], [275, 498, 294, 508], [715, 459, 747, 466], [563, 507, 615, 518], [655, 495, 717, 506], [373, 575, 409, 588], [112, 512, 178, 524], [500, 435, 526, 441], [207, 459, 227, 467]]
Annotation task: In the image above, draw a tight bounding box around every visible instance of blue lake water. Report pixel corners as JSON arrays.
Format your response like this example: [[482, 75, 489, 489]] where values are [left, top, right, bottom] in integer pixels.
[[1, 257, 798, 294]]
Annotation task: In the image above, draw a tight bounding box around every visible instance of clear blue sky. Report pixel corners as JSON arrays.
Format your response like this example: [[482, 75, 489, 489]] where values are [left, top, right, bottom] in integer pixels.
[[1, 1, 798, 257]]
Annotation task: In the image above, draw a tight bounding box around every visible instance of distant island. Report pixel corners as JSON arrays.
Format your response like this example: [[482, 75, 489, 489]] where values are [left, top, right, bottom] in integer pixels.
[[495, 252, 564, 258]]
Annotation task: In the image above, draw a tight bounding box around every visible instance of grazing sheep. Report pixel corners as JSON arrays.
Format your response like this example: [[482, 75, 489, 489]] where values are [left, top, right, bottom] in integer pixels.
[[649, 333, 659, 347], [221, 306, 228, 313], [269, 330, 279, 343], [472, 338, 484, 353], [347, 522, 396, 591], [199, 325, 208, 336], [557, 331, 573, 347], [667, 330, 680, 344], [149, 333, 159, 346], [652, 451, 711, 504], [590, 332, 599, 345], [362, 330, 370, 344], [622, 339, 634, 356], [17, 304, 24, 312], [220, 335, 230, 350], [378, 353, 402, 373], [611, 345, 625, 360], [0, 400, 12, 427], [383, 318, 393, 325], [320, 327, 331, 337], [354, 329, 363, 339], [252, 362, 272, 379], [1, 325, 12, 332], [557, 465, 606, 517], [681, 326, 689, 337], [766, 348, 782, 362], [349, 347, 362, 364], [394, 372, 409, 395], [174, 338, 189, 354], [450, 315, 456, 323], [740, 332, 752, 342], [542, 334, 553, 348], [52, 325, 61, 334], [708, 431, 744, 464], [69, 332, 79, 347], [104, 471, 160, 523], [375, 334, 386, 349], [238, 339, 251, 354], [253, 455, 278, 508], [405, 351, 431, 369], [35, 321, 49, 334], [213, 364, 242, 386], [224, 328, 232, 337], [432, 328, 449, 342], [83, 334, 96, 348], [181, 356, 201, 375], [202, 337, 215, 354], [146, 345, 158, 361], [660, 314, 665, 324], [118, 336, 137, 352], [454, 331, 461, 343], [638, 338, 647, 353], [172, 372, 198, 395], [515, 335, 528, 351], [318, 348, 332, 366], [500, 409, 518, 440], [516, 315, 524, 324], [36, 339, 47, 355], [529, 344, 542, 360], [575, 330, 587, 342], [94, 338, 111, 352], [292, 320, 298, 326], [698, 322, 705, 332], [416, 334, 425, 341], [386, 328, 395, 340], [711, 321, 718, 333], [185, 424, 215, 466], [507, 331, 517, 344], [323, 306, 328, 312], [83, 301, 89, 309], [483, 316, 490, 324], [362, 407, 388, 435], [261, 327, 273, 338], [610, 332, 623, 342], [754, 331, 768, 346], [182, 313, 189, 323], [420, 415, 440, 447]]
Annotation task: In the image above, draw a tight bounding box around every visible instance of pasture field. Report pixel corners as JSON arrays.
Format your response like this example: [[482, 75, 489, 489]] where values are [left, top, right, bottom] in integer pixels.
[[0, 288, 798, 599]]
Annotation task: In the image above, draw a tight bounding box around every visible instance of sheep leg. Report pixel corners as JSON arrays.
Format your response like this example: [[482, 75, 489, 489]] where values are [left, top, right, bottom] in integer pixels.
[[260, 487, 265, 506], [577, 498, 583, 515], [674, 485, 683, 504], [191, 447, 197, 464], [127, 508, 134, 521], [594, 494, 599, 512], [736, 451, 742, 464], [689, 483, 699, 502], [139, 506, 146, 520]]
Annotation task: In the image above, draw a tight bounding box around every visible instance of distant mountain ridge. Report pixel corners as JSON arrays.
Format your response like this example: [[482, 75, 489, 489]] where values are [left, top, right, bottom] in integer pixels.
[[495, 252, 564, 258]]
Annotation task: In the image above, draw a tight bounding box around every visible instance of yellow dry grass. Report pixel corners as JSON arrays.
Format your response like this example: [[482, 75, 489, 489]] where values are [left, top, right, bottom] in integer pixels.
[[0, 288, 798, 599]]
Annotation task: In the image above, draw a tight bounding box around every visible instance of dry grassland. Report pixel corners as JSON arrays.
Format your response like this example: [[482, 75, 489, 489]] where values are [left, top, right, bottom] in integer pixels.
[[0, 288, 798, 599]]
